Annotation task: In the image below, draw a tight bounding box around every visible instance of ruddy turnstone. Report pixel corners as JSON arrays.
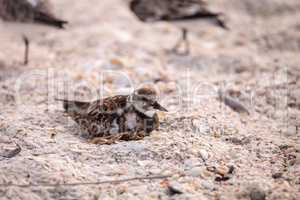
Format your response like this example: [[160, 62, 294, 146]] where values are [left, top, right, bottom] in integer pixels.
[[0, 0, 67, 65], [57, 87, 168, 144], [129, 0, 228, 55]]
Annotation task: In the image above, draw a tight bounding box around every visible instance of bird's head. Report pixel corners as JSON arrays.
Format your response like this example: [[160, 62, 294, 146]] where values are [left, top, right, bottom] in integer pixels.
[[130, 86, 168, 116]]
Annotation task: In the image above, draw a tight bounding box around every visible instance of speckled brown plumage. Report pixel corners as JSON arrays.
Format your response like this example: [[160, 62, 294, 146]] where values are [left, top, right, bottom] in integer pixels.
[[57, 87, 167, 144]]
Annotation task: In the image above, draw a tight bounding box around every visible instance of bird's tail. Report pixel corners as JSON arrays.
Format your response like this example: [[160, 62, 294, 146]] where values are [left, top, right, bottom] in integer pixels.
[[214, 13, 229, 30], [34, 12, 68, 29], [171, 11, 229, 30], [196, 11, 228, 30], [55, 98, 90, 114]]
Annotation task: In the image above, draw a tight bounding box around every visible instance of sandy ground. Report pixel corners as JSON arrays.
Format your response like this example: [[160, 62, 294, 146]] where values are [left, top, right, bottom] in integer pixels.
[[0, 0, 300, 199]]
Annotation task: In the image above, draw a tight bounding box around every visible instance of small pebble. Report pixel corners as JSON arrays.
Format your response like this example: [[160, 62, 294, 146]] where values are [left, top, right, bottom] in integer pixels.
[[184, 158, 201, 169], [290, 88, 300, 100], [199, 149, 209, 161], [228, 165, 235, 174], [215, 176, 230, 182], [201, 180, 215, 191], [272, 172, 283, 179], [167, 182, 184, 196], [249, 187, 266, 200], [187, 167, 203, 177], [283, 126, 297, 137], [218, 89, 250, 114], [227, 137, 251, 145], [215, 166, 228, 176], [0, 143, 21, 159]]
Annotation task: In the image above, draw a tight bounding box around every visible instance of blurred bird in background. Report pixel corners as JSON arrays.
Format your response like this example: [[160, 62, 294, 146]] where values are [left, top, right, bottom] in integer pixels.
[[0, 0, 67, 65], [129, 0, 228, 55]]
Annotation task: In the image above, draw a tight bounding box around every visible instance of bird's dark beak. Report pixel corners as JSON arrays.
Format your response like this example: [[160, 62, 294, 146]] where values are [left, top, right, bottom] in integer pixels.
[[153, 101, 168, 112]]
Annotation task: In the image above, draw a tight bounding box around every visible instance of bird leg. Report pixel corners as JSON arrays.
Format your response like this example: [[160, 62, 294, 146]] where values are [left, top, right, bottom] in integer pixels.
[[170, 28, 190, 56], [182, 28, 190, 55], [22, 35, 29, 65]]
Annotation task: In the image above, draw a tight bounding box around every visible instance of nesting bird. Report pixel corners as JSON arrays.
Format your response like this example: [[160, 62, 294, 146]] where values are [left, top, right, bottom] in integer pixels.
[[57, 87, 168, 144], [0, 0, 67, 65], [129, 0, 228, 55]]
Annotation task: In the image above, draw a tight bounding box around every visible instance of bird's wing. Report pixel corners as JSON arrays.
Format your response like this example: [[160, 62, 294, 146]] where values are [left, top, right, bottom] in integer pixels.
[[57, 95, 129, 120], [0, 0, 67, 28], [56, 98, 91, 116], [30, 0, 67, 28], [130, 0, 227, 29], [86, 95, 129, 118], [130, 0, 208, 22], [164, 0, 210, 20]]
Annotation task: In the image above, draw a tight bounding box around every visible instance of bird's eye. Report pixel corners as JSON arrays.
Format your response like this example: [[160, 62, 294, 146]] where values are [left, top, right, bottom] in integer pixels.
[[141, 97, 148, 101]]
